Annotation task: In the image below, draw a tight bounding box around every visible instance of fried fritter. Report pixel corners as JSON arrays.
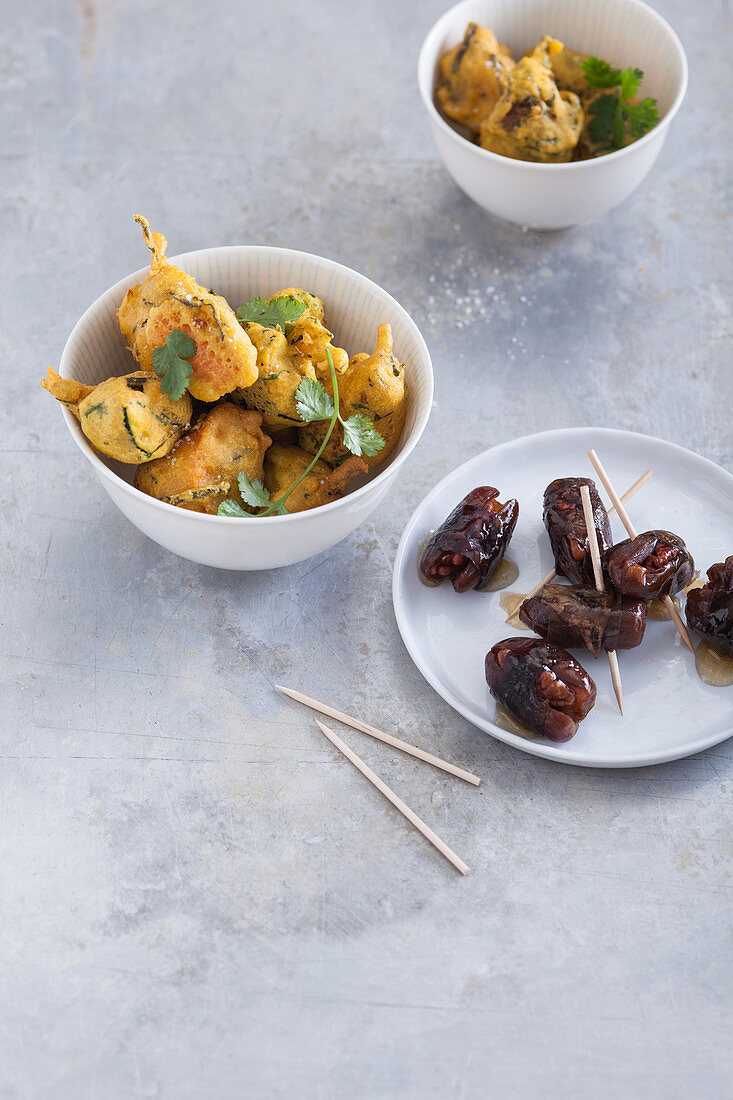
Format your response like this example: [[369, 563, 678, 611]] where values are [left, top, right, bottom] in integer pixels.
[[235, 287, 349, 430], [41, 367, 192, 464], [264, 444, 367, 514], [235, 323, 317, 431], [40, 368, 95, 419], [117, 216, 258, 402], [479, 37, 583, 163], [134, 403, 271, 514], [277, 287, 349, 377], [436, 22, 515, 134], [298, 323, 406, 469]]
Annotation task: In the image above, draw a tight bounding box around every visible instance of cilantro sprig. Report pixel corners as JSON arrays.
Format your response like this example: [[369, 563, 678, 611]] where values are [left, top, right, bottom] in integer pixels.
[[152, 329, 196, 400], [237, 295, 307, 335], [295, 377, 385, 458], [582, 57, 659, 149], [218, 348, 385, 518]]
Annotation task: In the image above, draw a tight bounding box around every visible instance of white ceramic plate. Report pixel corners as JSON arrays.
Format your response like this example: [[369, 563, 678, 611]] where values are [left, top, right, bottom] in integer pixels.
[[393, 428, 733, 768]]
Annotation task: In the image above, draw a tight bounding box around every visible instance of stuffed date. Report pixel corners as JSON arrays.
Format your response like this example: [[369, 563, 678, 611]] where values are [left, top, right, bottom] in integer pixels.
[[519, 583, 647, 656], [607, 531, 694, 600], [543, 477, 612, 586], [420, 486, 519, 592], [686, 556, 733, 656], [485, 636, 596, 742]]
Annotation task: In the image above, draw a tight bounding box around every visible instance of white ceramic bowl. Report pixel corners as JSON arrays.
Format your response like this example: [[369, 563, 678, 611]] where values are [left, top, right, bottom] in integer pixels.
[[418, 0, 688, 229], [59, 246, 433, 570]]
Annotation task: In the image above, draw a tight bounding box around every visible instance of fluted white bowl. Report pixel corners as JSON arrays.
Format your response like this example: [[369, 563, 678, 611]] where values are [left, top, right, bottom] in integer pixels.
[[418, 0, 688, 229], [59, 246, 433, 569]]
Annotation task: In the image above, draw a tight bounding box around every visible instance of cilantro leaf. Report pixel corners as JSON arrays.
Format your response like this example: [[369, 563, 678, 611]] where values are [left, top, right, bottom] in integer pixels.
[[341, 414, 386, 458], [619, 67, 643, 102], [237, 473, 273, 509], [237, 295, 307, 335], [218, 499, 250, 518], [152, 329, 196, 400], [295, 377, 335, 422], [587, 94, 618, 145], [627, 97, 660, 139], [581, 57, 622, 88], [583, 59, 658, 149]]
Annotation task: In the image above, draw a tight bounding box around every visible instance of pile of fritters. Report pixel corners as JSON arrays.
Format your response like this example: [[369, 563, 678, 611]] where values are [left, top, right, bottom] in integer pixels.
[[43, 219, 408, 515]]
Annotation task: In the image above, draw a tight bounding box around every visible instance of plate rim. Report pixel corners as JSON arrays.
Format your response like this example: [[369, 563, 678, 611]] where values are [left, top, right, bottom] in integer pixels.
[[392, 426, 733, 769]]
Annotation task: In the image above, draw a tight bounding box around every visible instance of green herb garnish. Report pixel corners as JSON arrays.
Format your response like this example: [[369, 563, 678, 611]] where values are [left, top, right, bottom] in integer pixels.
[[217, 348, 385, 518], [340, 414, 385, 458], [236, 295, 307, 335], [152, 329, 196, 400], [219, 475, 287, 517], [582, 57, 659, 149]]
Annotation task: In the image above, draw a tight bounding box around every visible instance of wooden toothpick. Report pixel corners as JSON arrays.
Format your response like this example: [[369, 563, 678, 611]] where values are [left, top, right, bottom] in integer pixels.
[[580, 483, 624, 715], [587, 450, 694, 651], [315, 720, 469, 875], [276, 685, 481, 785]]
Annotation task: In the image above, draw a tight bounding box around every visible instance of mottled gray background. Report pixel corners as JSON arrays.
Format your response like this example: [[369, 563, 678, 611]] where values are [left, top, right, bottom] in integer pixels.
[[2, 0, 732, 1097]]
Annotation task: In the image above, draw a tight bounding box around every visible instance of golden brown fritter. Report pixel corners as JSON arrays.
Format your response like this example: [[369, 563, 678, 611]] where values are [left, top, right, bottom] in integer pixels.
[[277, 287, 349, 377], [41, 368, 95, 420], [235, 287, 349, 430], [550, 46, 592, 96], [134, 403, 271, 514], [234, 323, 317, 431], [436, 22, 515, 134], [298, 323, 407, 469], [117, 216, 258, 402], [264, 444, 367, 513], [479, 37, 583, 163], [41, 367, 192, 464]]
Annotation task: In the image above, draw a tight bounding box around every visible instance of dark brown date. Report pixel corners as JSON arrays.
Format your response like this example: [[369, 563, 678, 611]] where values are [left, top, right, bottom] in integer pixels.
[[485, 636, 596, 742], [607, 530, 694, 599], [519, 583, 648, 656], [420, 486, 519, 593], [686, 556, 733, 656], [543, 478, 612, 586]]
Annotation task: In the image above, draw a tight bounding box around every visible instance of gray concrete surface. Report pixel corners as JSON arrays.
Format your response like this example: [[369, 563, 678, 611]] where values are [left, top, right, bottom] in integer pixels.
[[2, 1, 732, 1097]]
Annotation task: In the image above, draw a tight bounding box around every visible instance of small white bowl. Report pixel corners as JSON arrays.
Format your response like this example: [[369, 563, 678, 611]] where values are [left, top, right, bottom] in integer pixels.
[[418, 0, 688, 229], [59, 246, 433, 570]]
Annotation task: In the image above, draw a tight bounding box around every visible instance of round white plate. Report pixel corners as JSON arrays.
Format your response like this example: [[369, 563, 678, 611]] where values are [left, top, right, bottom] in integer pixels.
[[393, 428, 733, 768]]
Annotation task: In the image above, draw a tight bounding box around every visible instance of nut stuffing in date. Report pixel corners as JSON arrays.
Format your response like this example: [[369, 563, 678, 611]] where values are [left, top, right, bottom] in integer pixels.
[[485, 637, 596, 742], [607, 530, 694, 600], [419, 486, 519, 593]]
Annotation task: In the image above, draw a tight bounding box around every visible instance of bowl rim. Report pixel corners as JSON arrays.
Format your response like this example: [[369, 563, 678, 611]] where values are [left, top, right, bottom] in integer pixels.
[[59, 243, 434, 526], [417, 0, 689, 173]]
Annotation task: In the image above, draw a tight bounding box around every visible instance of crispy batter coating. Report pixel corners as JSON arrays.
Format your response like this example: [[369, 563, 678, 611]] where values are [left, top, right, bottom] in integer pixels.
[[264, 444, 367, 514], [42, 367, 192, 463], [550, 47, 591, 96], [479, 37, 583, 162], [436, 22, 515, 134], [235, 287, 349, 430], [277, 287, 349, 377], [235, 323, 318, 431], [41, 368, 96, 420], [298, 323, 407, 469], [134, 403, 271, 514], [117, 216, 258, 402]]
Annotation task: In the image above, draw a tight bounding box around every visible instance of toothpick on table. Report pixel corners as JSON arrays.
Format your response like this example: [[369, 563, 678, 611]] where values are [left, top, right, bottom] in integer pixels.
[[275, 684, 481, 786], [315, 720, 470, 876], [507, 468, 654, 626], [587, 450, 694, 652], [580, 483, 624, 715]]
